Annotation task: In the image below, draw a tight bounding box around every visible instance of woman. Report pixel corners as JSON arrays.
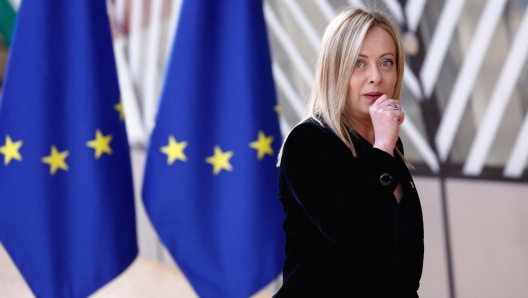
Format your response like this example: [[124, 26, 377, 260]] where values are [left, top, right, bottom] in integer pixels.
[[274, 8, 424, 297]]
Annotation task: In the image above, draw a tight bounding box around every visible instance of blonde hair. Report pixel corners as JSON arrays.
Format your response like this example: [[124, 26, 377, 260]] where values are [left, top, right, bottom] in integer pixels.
[[277, 7, 409, 166]]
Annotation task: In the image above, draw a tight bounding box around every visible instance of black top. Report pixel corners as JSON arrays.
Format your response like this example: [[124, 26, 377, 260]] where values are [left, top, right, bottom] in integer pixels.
[[274, 118, 424, 297]]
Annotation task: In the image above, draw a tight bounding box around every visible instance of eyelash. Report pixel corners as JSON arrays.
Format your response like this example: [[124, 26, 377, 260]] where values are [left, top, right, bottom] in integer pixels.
[[354, 59, 394, 68], [380, 59, 394, 67]]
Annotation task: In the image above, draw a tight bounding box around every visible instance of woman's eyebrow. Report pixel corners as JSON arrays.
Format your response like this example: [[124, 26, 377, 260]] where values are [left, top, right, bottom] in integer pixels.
[[357, 52, 395, 58]]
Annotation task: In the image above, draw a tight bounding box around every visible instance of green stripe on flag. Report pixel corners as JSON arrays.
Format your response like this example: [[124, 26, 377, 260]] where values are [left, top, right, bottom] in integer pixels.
[[0, 0, 16, 46]]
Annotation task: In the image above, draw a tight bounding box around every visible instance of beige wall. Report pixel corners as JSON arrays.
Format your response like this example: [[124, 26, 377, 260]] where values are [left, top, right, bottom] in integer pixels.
[[446, 179, 528, 298], [413, 176, 528, 298], [414, 177, 450, 298]]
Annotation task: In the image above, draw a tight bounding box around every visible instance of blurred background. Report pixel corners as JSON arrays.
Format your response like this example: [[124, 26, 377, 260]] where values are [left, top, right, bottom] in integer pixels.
[[1, 0, 528, 297]]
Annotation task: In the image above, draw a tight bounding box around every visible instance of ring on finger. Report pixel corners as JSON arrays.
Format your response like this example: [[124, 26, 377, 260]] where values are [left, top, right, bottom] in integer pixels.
[[389, 103, 398, 110]]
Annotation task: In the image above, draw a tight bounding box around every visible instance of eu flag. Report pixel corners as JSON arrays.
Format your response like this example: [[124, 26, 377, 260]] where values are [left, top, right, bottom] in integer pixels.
[[142, 1, 285, 297], [0, 0, 138, 297]]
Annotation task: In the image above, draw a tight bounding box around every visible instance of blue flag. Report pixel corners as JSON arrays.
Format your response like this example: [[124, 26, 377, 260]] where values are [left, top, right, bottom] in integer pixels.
[[0, 1, 138, 297], [142, 1, 285, 297]]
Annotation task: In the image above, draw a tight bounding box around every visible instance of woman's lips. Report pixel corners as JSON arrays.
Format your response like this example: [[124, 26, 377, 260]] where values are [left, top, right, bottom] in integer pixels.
[[363, 92, 383, 101]]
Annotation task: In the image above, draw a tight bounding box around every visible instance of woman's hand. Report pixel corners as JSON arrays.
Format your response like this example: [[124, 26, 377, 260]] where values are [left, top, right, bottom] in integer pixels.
[[369, 94, 404, 156]]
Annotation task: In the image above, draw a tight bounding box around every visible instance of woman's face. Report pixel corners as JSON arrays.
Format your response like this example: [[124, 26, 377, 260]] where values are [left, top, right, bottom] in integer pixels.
[[346, 26, 397, 124]]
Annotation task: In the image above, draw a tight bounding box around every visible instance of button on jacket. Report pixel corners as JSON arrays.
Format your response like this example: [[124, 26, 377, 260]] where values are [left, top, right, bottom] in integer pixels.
[[275, 118, 424, 297]]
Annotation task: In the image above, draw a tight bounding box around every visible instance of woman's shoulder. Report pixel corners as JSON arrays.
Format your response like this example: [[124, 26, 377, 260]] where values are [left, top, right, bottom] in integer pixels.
[[286, 117, 336, 143], [281, 117, 347, 158], [280, 117, 353, 167]]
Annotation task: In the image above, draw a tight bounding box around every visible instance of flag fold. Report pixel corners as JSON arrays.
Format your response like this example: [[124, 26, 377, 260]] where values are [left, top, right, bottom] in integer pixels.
[[142, 1, 285, 297], [0, 1, 138, 297]]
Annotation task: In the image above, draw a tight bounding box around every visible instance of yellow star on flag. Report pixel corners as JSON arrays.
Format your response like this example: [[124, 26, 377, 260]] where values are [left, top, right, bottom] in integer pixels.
[[249, 131, 274, 160], [160, 136, 188, 165], [114, 101, 125, 122], [87, 129, 113, 159], [42, 145, 69, 175], [274, 105, 281, 114], [205, 145, 233, 175], [0, 135, 23, 165]]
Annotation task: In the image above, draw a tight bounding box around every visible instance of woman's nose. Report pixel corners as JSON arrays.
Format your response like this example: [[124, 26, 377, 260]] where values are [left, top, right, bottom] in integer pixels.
[[369, 66, 381, 84]]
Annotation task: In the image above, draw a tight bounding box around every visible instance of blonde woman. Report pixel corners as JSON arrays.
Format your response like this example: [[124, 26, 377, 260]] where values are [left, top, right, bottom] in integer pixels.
[[274, 8, 424, 297]]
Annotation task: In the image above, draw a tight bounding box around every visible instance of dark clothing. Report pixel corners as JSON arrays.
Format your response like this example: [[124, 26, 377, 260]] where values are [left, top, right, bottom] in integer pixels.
[[274, 118, 424, 297]]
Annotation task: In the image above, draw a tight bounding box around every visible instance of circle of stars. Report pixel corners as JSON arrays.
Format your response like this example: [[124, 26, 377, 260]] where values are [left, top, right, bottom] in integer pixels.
[[0, 99, 124, 176], [160, 130, 275, 175]]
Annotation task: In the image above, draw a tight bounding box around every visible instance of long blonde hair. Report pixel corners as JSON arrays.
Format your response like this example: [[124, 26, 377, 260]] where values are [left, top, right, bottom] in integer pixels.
[[277, 7, 408, 166]]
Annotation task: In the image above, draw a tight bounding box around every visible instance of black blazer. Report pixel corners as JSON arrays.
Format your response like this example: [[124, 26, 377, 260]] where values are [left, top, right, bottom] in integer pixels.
[[275, 118, 424, 297]]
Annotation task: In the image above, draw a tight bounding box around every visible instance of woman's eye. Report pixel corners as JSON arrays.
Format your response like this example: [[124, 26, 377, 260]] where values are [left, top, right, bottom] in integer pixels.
[[355, 60, 365, 68], [380, 59, 393, 67]]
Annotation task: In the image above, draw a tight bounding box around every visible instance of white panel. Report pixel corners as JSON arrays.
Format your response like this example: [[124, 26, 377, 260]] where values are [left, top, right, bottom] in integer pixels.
[[128, 0, 145, 92], [7, 0, 20, 11], [312, 0, 335, 21], [282, 0, 321, 52], [382, 0, 404, 24], [347, 0, 365, 9], [114, 0, 126, 28], [272, 61, 307, 119], [420, 0, 466, 98], [400, 116, 440, 173], [279, 114, 292, 141], [435, 0, 508, 162], [463, 7, 528, 175], [263, 2, 315, 87], [403, 62, 423, 101], [165, 0, 183, 63], [113, 38, 146, 146], [142, 0, 164, 137], [503, 111, 528, 178], [405, 0, 428, 33]]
